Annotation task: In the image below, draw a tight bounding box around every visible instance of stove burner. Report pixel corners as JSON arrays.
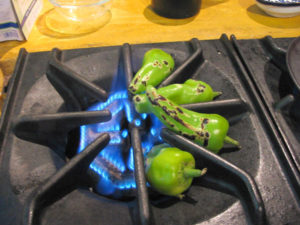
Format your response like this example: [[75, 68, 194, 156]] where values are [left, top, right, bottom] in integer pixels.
[[78, 87, 161, 197], [13, 37, 264, 224]]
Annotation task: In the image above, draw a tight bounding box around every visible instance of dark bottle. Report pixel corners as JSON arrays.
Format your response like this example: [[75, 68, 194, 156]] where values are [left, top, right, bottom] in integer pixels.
[[151, 0, 201, 19]]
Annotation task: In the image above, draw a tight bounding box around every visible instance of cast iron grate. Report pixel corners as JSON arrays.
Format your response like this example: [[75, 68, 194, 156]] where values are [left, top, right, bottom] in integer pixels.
[[231, 35, 300, 198], [11, 38, 264, 225], [1, 35, 300, 225]]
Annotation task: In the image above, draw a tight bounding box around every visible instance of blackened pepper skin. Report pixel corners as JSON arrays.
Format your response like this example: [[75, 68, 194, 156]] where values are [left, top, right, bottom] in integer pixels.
[[145, 85, 240, 153], [128, 49, 174, 94], [133, 79, 221, 113]]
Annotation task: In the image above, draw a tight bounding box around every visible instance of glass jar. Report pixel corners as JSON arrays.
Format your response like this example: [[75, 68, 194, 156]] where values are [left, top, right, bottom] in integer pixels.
[[46, 0, 112, 34]]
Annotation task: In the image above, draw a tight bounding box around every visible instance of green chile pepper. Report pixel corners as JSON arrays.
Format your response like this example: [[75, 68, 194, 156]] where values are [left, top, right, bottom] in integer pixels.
[[128, 49, 175, 94], [145, 85, 240, 153], [145, 144, 207, 198], [133, 79, 221, 113]]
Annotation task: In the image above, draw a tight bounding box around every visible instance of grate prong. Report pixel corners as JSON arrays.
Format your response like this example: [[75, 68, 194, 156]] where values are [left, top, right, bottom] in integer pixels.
[[13, 110, 111, 158], [161, 128, 266, 225], [47, 48, 108, 111], [131, 127, 153, 225], [23, 133, 110, 225], [158, 38, 203, 87]]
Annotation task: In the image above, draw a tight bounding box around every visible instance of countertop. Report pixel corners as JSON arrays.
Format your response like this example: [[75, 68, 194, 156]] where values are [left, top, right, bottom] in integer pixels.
[[0, 0, 300, 78]]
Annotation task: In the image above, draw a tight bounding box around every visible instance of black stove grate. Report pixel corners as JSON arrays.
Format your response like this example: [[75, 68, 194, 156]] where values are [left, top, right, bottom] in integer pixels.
[[0, 35, 299, 225], [231, 35, 300, 197]]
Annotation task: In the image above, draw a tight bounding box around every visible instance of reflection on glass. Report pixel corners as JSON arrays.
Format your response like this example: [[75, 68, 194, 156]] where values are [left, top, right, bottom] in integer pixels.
[[46, 0, 112, 35]]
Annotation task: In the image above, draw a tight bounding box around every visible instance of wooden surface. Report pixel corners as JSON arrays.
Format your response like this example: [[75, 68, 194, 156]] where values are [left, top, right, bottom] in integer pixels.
[[0, 0, 300, 77]]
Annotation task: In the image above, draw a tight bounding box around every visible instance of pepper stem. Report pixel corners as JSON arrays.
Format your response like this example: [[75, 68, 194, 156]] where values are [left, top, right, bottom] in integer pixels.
[[224, 136, 241, 148], [213, 91, 222, 98], [183, 168, 207, 178]]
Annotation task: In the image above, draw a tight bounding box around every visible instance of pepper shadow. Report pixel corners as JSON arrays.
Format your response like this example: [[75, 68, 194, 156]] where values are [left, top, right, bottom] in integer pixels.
[[0, 41, 24, 77], [150, 193, 197, 208], [0, 41, 24, 61], [143, 6, 196, 26], [246, 4, 300, 29]]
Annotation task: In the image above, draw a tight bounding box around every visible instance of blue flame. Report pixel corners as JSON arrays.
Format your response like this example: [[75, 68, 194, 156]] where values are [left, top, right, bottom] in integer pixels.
[[149, 114, 164, 143], [141, 113, 148, 120], [124, 100, 134, 123], [134, 119, 141, 127], [121, 129, 128, 139], [78, 68, 164, 198], [127, 147, 134, 171]]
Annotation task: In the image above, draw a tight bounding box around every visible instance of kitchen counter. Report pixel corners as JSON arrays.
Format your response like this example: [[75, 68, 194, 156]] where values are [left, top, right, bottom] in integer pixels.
[[0, 0, 300, 78]]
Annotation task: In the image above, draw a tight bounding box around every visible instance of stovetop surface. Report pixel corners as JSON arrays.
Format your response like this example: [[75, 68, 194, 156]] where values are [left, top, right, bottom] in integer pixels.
[[0, 35, 299, 225]]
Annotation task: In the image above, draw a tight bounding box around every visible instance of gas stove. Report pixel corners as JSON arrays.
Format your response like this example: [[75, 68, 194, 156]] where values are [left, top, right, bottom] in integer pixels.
[[0, 34, 299, 225]]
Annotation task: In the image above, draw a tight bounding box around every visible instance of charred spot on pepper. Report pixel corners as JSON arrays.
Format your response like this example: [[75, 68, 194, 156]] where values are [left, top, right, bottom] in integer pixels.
[[173, 115, 184, 124], [203, 118, 209, 125], [145, 75, 151, 81], [162, 115, 167, 120], [201, 118, 209, 129], [149, 99, 159, 106], [182, 133, 189, 139], [169, 101, 175, 107], [205, 132, 210, 138], [165, 120, 176, 129], [134, 96, 141, 102], [176, 107, 183, 114], [190, 135, 196, 140], [197, 131, 205, 137], [197, 88, 204, 93], [142, 81, 147, 86], [153, 60, 159, 66], [133, 78, 138, 85], [196, 84, 206, 93], [163, 60, 169, 66], [157, 95, 167, 101], [162, 106, 168, 113], [148, 95, 159, 106], [161, 106, 177, 116], [203, 139, 209, 147], [182, 133, 196, 140], [169, 109, 177, 115], [128, 85, 136, 92]]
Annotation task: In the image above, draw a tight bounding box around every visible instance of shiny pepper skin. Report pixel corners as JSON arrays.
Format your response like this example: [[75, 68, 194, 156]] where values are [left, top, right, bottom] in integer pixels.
[[128, 49, 175, 94], [145, 144, 207, 198], [133, 79, 221, 113], [145, 86, 240, 153]]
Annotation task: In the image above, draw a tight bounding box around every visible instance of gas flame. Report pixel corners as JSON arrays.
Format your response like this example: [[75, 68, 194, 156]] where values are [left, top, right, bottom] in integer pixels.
[[78, 69, 163, 198]]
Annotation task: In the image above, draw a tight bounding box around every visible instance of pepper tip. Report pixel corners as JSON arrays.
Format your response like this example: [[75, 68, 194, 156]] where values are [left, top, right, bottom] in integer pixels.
[[177, 194, 185, 200], [213, 91, 222, 98], [201, 168, 208, 176], [224, 136, 241, 149]]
